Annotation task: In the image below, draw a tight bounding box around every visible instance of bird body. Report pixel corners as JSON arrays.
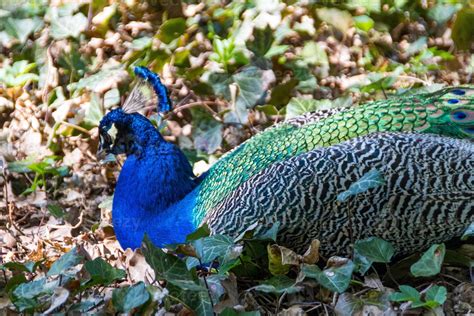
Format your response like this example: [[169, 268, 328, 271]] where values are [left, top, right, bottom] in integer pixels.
[[98, 68, 474, 256]]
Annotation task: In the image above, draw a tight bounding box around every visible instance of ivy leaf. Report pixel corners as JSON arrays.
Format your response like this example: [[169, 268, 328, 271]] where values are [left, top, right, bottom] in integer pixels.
[[142, 236, 201, 290], [194, 119, 222, 154], [12, 277, 47, 300], [50, 13, 88, 39], [157, 18, 186, 44], [410, 244, 445, 277], [389, 285, 420, 302], [220, 308, 262, 316], [68, 67, 128, 93], [251, 275, 301, 294], [302, 258, 354, 293], [112, 282, 150, 313], [247, 26, 274, 57], [47, 204, 65, 219], [354, 15, 374, 32], [4, 17, 43, 43], [47, 247, 83, 276], [316, 8, 352, 33], [354, 237, 394, 263], [233, 67, 264, 108], [193, 234, 234, 264], [83, 93, 103, 127], [267, 244, 291, 276], [167, 283, 213, 316], [285, 98, 331, 120], [186, 224, 211, 241], [84, 258, 126, 287], [337, 169, 385, 202], [353, 250, 372, 275], [104, 88, 120, 109], [428, 4, 459, 25], [425, 285, 447, 308]]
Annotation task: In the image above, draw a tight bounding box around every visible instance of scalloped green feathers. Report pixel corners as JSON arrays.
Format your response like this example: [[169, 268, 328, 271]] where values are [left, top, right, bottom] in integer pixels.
[[192, 86, 474, 225]]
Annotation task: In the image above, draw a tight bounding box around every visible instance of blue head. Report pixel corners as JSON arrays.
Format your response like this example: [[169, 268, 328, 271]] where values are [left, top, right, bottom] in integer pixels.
[[98, 108, 165, 158]]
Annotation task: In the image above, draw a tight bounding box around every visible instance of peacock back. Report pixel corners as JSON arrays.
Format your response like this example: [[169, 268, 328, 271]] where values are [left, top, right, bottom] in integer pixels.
[[192, 87, 474, 225]]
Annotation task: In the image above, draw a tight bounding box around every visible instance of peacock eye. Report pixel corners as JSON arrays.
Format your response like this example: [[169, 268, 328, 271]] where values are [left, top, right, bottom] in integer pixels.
[[463, 126, 474, 134], [452, 111, 467, 120], [451, 89, 466, 96], [447, 99, 459, 104]]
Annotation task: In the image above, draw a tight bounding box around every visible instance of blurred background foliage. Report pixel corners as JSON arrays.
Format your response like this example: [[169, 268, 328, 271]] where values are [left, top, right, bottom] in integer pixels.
[[1, 0, 474, 314]]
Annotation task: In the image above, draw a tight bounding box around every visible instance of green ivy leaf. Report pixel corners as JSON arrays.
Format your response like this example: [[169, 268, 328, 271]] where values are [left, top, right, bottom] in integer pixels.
[[428, 4, 459, 25], [193, 234, 234, 264], [68, 67, 127, 93], [103, 88, 120, 108], [84, 258, 126, 287], [354, 15, 374, 32], [425, 285, 447, 308], [186, 224, 211, 241], [50, 13, 88, 39], [142, 236, 202, 290], [112, 282, 150, 313], [251, 275, 301, 294], [12, 277, 47, 299], [285, 98, 331, 120], [389, 285, 420, 302], [220, 307, 261, 316], [410, 244, 445, 277], [4, 17, 43, 43], [337, 169, 385, 202], [157, 18, 186, 44], [167, 283, 213, 316], [354, 237, 394, 263], [47, 204, 65, 218], [47, 247, 83, 276], [302, 258, 354, 293], [316, 8, 352, 33], [247, 26, 273, 57], [83, 93, 103, 127]]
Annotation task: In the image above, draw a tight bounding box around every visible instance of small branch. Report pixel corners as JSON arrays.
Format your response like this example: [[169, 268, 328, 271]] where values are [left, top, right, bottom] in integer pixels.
[[198, 259, 216, 315], [163, 100, 223, 122], [385, 263, 399, 287], [59, 121, 92, 135]]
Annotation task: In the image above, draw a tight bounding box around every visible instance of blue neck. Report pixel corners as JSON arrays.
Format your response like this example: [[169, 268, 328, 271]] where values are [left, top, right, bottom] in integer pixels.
[[112, 123, 199, 249]]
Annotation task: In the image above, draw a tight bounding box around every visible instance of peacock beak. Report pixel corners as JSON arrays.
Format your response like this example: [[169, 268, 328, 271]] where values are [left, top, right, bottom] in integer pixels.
[[97, 132, 112, 161]]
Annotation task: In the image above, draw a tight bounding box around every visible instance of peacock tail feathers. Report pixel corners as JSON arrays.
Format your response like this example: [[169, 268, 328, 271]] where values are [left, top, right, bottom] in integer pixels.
[[192, 86, 474, 225]]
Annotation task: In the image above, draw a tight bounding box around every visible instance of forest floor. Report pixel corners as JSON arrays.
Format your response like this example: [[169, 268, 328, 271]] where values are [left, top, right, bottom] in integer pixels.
[[1, 0, 474, 314]]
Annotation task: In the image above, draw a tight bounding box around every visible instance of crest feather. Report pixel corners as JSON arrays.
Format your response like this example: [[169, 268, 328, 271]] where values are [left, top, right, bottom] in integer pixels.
[[122, 66, 173, 114]]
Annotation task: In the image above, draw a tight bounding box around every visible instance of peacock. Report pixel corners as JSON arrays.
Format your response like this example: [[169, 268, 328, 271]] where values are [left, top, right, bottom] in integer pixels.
[[98, 66, 474, 256]]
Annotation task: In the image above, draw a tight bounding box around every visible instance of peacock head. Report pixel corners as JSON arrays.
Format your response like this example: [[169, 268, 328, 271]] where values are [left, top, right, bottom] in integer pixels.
[[97, 66, 172, 157]]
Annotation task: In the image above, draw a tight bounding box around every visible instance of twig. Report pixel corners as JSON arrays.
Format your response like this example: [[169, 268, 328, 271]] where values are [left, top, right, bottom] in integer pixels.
[[163, 100, 223, 122], [385, 263, 399, 287], [59, 121, 92, 135], [276, 292, 287, 312], [198, 259, 216, 315]]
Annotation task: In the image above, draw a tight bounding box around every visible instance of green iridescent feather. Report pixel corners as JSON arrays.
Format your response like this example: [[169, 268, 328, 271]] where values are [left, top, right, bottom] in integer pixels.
[[192, 86, 474, 225]]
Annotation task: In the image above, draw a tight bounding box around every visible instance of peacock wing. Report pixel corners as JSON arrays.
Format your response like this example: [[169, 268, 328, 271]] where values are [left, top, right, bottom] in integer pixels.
[[202, 132, 474, 255]]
